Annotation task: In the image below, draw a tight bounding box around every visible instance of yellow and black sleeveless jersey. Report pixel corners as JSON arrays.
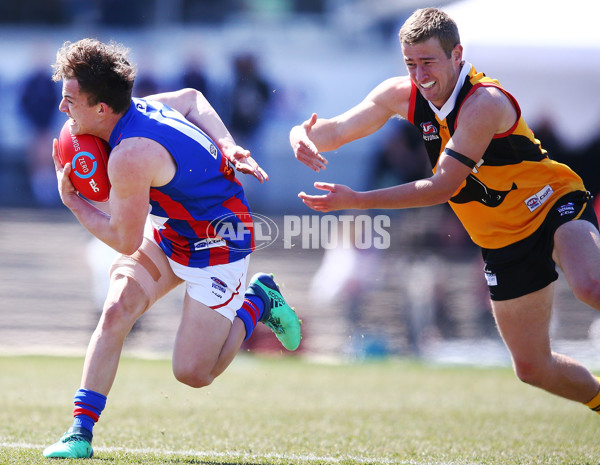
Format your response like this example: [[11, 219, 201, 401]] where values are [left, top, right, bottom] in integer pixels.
[[407, 64, 585, 249]]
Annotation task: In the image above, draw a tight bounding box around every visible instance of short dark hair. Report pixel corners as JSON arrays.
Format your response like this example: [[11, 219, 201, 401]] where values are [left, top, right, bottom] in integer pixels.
[[399, 8, 460, 58], [52, 38, 136, 114]]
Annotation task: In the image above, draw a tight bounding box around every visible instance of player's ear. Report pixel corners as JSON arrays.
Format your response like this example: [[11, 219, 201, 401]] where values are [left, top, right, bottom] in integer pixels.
[[97, 102, 109, 115], [452, 44, 463, 63]]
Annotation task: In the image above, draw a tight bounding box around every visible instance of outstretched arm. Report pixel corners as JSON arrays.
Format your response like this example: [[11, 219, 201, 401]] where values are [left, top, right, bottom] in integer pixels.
[[298, 154, 470, 212], [148, 88, 268, 183], [290, 76, 412, 172], [298, 85, 516, 212]]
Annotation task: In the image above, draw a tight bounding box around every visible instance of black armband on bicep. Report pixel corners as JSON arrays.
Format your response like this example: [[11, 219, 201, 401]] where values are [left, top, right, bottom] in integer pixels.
[[444, 148, 476, 170]]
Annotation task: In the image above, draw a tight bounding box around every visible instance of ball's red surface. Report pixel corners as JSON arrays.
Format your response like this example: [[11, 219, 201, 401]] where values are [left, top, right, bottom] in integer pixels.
[[57, 120, 111, 202]]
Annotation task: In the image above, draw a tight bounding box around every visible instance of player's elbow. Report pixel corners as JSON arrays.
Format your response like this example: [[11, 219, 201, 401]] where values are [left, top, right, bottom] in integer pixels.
[[424, 175, 461, 205], [179, 87, 212, 110], [107, 221, 145, 255], [114, 236, 143, 256], [430, 189, 454, 205], [442, 191, 458, 204], [180, 87, 202, 100]]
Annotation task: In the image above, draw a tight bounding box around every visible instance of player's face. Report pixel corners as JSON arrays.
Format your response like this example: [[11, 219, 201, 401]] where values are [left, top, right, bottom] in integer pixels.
[[402, 37, 463, 109], [59, 79, 99, 135]]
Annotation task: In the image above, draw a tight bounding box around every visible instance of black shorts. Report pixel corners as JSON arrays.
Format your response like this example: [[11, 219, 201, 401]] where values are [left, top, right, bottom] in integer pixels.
[[481, 190, 598, 301]]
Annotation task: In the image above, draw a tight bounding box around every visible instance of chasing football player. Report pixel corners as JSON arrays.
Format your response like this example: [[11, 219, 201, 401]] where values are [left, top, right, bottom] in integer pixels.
[[291, 7, 600, 418]]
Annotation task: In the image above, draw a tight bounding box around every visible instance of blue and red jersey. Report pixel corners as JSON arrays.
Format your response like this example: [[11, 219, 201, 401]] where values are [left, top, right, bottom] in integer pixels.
[[109, 98, 254, 267]]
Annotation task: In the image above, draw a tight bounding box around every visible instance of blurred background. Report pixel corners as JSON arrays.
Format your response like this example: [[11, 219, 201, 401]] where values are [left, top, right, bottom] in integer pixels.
[[1, 0, 600, 366]]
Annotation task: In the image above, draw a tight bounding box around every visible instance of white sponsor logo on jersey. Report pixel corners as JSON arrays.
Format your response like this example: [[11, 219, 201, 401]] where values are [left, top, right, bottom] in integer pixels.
[[524, 185, 554, 212]]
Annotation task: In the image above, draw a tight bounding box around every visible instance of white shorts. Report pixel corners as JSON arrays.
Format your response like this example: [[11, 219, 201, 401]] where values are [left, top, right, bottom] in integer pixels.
[[167, 254, 249, 322], [110, 229, 249, 322]]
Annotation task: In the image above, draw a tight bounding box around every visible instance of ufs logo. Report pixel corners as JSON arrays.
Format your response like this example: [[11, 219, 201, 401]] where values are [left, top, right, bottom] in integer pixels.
[[208, 212, 278, 252], [72, 151, 98, 179], [420, 122, 439, 141]]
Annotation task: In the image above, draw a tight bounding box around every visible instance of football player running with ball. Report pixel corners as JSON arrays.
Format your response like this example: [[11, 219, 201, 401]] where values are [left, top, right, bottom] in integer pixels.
[[44, 38, 300, 459], [291, 8, 600, 423]]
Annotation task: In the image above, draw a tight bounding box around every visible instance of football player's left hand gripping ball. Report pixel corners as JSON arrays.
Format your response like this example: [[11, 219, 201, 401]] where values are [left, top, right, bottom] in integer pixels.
[[57, 120, 111, 202]]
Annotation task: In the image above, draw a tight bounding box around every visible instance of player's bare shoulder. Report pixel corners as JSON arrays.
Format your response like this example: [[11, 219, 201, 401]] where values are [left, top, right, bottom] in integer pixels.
[[369, 76, 413, 118], [108, 137, 176, 190], [459, 85, 518, 134]]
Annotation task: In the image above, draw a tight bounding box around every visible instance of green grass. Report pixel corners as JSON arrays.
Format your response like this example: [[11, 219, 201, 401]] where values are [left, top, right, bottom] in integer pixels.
[[0, 355, 598, 464]]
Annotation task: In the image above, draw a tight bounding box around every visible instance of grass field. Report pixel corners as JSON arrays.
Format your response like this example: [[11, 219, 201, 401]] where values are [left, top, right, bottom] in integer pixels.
[[0, 354, 598, 465]]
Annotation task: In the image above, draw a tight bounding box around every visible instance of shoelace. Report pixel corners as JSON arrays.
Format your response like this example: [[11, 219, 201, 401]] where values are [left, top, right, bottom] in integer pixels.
[[63, 434, 88, 444], [265, 316, 284, 333]]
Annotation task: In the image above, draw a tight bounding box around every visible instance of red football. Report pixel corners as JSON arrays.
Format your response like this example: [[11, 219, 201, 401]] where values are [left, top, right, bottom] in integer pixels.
[[57, 120, 111, 202]]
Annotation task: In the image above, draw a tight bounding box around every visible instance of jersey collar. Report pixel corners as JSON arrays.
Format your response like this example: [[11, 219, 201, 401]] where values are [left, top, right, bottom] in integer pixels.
[[427, 61, 472, 121]]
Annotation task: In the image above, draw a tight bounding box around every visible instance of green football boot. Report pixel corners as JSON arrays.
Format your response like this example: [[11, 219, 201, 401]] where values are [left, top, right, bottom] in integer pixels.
[[247, 272, 301, 351], [43, 429, 93, 459]]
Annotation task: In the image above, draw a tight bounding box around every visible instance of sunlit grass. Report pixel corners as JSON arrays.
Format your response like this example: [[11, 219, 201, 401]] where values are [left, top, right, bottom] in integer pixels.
[[0, 355, 598, 464]]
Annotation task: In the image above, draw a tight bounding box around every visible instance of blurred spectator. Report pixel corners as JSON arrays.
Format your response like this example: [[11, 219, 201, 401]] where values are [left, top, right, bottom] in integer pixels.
[[228, 52, 272, 148], [181, 0, 237, 24], [532, 117, 568, 163], [133, 74, 160, 98], [19, 60, 61, 206], [181, 60, 209, 97], [580, 129, 600, 197], [533, 119, 600, 198], [293, 0, 325, 13], [179, 47, 210, 99], [99, 0, 147, 27], [0, 0, 63, 24], [132, 48, 162, 98]]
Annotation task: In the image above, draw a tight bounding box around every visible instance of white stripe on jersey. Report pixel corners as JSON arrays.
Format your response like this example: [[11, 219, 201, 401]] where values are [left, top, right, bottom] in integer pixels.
[[134, 98, 218, 159]]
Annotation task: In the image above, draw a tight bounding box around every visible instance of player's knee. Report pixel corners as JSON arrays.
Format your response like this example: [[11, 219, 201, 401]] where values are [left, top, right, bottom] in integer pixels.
[[100, 276, 148, 333], [512, 358, 546, 388], [173, 365, 215, 389], [571, 275, 600, 308], [99, 300, 138, 338]]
